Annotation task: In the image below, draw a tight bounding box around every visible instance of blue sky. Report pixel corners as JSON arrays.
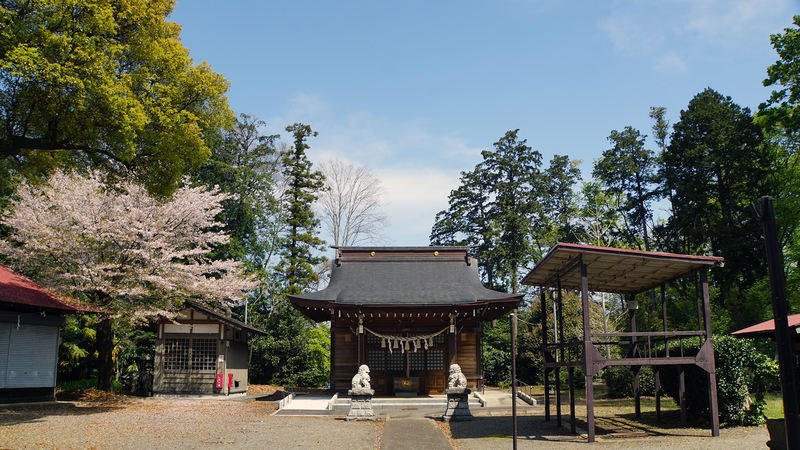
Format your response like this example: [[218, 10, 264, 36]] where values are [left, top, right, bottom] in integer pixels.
[[171, 0, 796, 248]]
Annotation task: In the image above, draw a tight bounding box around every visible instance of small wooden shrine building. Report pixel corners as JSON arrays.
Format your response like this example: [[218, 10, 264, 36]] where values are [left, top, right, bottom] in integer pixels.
[[0, 264, 93, 402], [288, 246, 523, 395], [153, 301, 268, 395], [521, 243, 723, 443]]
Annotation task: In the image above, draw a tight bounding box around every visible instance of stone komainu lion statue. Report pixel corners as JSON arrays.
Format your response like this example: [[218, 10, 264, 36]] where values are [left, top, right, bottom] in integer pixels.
[[448, 363, 467, 389], [352, 364, 371, 389]]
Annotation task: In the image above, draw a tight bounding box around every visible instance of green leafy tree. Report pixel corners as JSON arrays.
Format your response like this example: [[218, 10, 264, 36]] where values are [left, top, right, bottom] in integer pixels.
[[757, 15, 800, 316], [58, 314, 98, 382], [195, 113, 280, 265], [758, 15, 800, 137], [0, 0, 233, 196]]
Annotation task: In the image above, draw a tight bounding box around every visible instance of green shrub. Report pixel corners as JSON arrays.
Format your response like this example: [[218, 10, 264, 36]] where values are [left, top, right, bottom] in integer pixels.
[[603, 366, 656, 398], [659, 335, 778, 425]]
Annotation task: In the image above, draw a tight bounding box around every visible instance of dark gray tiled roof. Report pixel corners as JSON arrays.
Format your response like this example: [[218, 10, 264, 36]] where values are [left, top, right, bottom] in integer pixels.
[[291, 248, 520, 306]]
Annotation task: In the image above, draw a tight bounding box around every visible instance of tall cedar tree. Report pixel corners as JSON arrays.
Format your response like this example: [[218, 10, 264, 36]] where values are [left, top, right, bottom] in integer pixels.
[[592, 126, 660, 252], [662, 88, 769, 329], [481, 130, 544, 293], [430, 167, 500, 288], [276, 123, 327, 295], [432, 130, 544, 293]]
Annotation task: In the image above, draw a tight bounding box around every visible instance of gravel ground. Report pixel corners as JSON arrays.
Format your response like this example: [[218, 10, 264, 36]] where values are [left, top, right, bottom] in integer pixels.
[[0, 390, 775, 450], [0, 395, 383, 450], [442, 414, 771, 450]]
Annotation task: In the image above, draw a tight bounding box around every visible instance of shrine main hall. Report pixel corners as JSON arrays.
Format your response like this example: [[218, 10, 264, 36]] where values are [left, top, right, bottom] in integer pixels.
[[288, 246, 522, 395]]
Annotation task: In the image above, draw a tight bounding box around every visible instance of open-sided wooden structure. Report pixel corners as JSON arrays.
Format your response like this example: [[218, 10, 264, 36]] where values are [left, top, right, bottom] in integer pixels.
[[521, 243, 723, 443], [289, 246, 522, 395]]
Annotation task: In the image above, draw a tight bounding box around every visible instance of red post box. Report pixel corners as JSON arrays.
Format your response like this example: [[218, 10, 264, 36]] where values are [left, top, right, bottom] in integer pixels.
[[227, 373, 234, 388], [215, 373, 223, 388]]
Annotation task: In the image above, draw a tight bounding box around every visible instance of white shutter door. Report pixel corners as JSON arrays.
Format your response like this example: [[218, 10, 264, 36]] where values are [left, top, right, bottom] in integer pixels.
[[7, 324, 58, 388], [0, 323, 10, 389]]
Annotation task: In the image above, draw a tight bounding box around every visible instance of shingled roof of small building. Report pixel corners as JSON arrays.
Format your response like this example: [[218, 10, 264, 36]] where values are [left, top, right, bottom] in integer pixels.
[[178, 300, 269, 337], [0, 263, 96, 313], [289, 246, 522, 308]]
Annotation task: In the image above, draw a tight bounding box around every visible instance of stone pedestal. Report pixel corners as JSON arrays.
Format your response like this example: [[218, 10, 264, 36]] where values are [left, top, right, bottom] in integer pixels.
[[346, 389, 376, 421], [442, 387, 474, 422]]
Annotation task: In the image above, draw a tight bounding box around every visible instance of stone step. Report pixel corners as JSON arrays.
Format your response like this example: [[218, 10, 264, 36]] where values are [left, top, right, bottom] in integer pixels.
[[331, 397, 482, 410]]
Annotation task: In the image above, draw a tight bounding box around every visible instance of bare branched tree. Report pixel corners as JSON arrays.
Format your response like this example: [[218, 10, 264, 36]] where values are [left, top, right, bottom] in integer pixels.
[[317, 159, 391, 247]]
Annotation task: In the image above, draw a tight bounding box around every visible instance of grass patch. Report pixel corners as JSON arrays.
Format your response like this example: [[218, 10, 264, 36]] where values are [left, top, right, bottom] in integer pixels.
[[763, 392, 785, 419], [57, 378, 125, 391]]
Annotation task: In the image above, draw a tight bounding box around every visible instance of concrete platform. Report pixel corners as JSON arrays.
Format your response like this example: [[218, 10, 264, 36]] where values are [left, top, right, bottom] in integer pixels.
[[274, 389, 541, 418], [281, 394, 335, 410]]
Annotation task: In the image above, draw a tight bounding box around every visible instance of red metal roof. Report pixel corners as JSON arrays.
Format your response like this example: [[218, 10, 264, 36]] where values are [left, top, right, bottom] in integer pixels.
[[0, 264, 93, 312], [731, 314, 800, 339]]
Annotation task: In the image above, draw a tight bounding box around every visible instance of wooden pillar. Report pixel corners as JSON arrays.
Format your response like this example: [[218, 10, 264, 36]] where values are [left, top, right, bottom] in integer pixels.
[[656, 286, 666, 422], [541, 289, 550, 422], [679, 365, 687, 427], [556, 279, 563, 428], [581, 261, 595, 443], [629, 294, 641, 420], [568, 366, 576, 434], [701, 269, 720, 437]]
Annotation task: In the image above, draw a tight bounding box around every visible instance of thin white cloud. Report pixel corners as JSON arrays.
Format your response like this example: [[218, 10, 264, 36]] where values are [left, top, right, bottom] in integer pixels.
[[375, 167, 461, 246], [599, 0, 793, 69], [683, 0, 791, 47], [266, 93, 482, 246], [656, 51, 688, 74], [599, 12, 661, 55]]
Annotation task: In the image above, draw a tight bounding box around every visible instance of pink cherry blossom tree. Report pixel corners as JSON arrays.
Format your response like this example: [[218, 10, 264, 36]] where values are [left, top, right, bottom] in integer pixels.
[[0, 170, 256, 391]]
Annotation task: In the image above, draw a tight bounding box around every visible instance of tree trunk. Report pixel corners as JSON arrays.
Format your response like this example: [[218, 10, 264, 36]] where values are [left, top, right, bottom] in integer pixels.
[[96, 316, 115, 392]]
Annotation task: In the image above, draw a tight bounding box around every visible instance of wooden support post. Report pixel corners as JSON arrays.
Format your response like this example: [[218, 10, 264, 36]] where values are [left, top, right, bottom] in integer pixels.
[[555, 364, 562, 427], [544, 368, 551, 422], [511, 312, 518, 450], [541, 289, 550, 422], [569, 366, 576, 434], [679, 365, 687, 427], [556, 279, 564, 428], [629, 294, 641, 420], [757, 196, 800, 447], [634, 368, 641, 419], [581, 261, 595, 443], [655, 368, 661, 423], [701, 269, 720, 437]]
